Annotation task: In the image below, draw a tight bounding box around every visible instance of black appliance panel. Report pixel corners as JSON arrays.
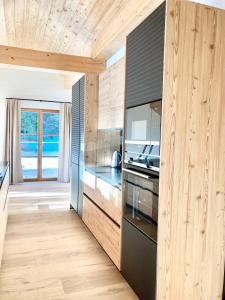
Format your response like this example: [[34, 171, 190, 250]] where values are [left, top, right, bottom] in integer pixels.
[[223, 267, 225, 300], [71, 81, 80, 165], [121, 218, 157, 300], [123, 169, 158, 242], [126, 2, 165, 108], [71, 163, 79, 210], [125, 100, 162, 173]]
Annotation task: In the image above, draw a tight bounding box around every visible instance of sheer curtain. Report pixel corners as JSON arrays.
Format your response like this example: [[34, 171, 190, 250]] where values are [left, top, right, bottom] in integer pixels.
[[4, 99, 23, 184], [58, 103, 72, 183]]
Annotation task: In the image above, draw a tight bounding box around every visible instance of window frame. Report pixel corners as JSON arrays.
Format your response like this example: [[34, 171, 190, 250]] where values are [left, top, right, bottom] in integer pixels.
[[21, 108, 60, 181]]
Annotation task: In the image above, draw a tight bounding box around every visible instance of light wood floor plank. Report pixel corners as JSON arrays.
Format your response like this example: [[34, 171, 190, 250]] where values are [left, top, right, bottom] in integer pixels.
[[0, 182, 138, 300]]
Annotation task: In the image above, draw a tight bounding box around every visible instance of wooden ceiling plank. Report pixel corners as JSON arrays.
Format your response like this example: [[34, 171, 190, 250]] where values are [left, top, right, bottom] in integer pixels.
[[52, 0, 82, 55], [91, 0, 165, 59], [0, 0, 8, 45], [25, 0, 41, 50], [81, 0, 125, 56], [14, 0, 27, 48], [3, 0, 16, 46], [32, 0, 53, 50], [0, 45, 106, 73], [56, 0, 97, 56]]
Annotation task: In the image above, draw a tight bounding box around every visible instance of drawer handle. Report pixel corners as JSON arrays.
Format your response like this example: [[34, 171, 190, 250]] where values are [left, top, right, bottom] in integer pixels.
[[122, 168, 150, 179]]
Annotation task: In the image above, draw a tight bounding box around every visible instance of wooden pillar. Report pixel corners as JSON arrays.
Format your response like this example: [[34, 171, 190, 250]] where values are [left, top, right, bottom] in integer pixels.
[[157, 1, 225, 299]]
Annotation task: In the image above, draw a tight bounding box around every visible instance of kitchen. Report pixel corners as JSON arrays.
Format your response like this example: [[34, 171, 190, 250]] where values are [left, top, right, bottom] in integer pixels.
[[0, 1, 224, 300]]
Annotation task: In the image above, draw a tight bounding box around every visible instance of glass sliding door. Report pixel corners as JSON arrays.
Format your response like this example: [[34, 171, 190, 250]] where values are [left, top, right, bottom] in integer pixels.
[[21, 109, 60, 181]]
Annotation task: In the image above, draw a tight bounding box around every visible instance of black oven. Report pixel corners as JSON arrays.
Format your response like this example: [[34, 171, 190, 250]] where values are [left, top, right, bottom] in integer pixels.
[[123, 168, 159, 242], [124, 100, 162, 174]]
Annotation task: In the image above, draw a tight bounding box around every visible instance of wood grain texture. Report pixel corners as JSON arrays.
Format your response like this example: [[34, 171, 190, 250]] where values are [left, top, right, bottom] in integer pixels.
[[82, 195, 121, 270], [0, 168, 9, 267], [84, 73, 99, 164], [157, 1, 225, 300], [83, 170, 122, 226], [98, 57, 125, 129], [91, 0, 165, 59], [0, 182, 137, 300], [0, 0, 164, 60], [0, 45, 105, 73]]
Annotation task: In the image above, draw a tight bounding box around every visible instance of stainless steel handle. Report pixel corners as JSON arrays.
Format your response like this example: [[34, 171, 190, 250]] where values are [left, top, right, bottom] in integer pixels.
[[122, 168, 150, 179]]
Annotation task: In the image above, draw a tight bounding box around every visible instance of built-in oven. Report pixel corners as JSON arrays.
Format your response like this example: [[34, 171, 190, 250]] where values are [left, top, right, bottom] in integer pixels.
[[121, 168, 159, 300], [122, 168, 159, 242], [124, 100, 162, 174]]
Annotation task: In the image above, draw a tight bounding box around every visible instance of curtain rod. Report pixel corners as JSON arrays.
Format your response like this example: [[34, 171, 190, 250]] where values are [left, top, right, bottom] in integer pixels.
[[6, 97, 71, 104]]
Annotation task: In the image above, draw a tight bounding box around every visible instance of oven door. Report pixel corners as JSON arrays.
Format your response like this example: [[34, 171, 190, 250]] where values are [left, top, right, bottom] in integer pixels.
[[124, 100, 161, 172], [123, 168, 159, 242]]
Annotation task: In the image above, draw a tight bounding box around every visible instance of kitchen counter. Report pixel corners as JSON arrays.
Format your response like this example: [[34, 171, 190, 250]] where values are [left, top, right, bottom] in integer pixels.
[[0, 162, 9, 189], [85, 165, 122, 189]]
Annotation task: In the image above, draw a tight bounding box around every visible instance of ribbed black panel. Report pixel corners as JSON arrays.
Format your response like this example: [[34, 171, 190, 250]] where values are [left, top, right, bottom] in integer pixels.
[[70, 163, 79, 210], [78, 76, 85, 217], [71, 81, 80, 164], [126, 2, 165, 108], [71, 77, 85, 216], [79, 76, 85, 165]]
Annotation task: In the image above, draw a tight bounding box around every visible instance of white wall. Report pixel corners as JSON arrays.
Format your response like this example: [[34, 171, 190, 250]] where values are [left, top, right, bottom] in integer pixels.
[[0, 67, 72, 102], [0, 67, 73, 160], [189, 0, 225, 9], [0, 98, 6, 161]]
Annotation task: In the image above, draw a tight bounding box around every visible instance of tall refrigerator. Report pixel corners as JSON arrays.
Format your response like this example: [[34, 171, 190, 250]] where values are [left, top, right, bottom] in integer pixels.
[[70, 76, 85, 217]]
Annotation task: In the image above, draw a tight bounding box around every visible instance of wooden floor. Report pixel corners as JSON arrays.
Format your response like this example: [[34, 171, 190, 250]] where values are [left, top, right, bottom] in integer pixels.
[[0, 182, 138, 300]]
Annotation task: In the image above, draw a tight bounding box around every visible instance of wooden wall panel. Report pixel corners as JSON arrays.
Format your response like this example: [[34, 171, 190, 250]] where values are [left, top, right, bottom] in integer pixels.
[[157, 1, 225, 300], [98, 58, 125, 129], [84, 74, 99, 164]]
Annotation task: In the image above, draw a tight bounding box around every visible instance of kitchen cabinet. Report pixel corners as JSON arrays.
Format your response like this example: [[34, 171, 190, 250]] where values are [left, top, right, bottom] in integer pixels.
[[83, 169, 122, 269], [0, 165, 9, 266], [121, 218, 157, 300], [157, 1, 225, 300], [83, 170, 122, 226], [82, 195, 121, 269], [71, 76, 85, 217], [125, 2, 165, 108]]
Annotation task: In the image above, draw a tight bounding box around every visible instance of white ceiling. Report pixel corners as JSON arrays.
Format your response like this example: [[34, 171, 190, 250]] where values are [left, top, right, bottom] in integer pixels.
[[190, 0, 225, 9]]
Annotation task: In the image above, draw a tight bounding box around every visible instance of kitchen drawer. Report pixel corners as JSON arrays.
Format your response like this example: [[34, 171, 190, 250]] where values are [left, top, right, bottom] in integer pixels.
[[82, 195, 121, 269], [0, 167, 9, 267], [0, 168, 9, 212], [83, 170, 96, 200], [95, 177, 122, 226], [0, 206, 8, 266], [83, 170, 122, 225]]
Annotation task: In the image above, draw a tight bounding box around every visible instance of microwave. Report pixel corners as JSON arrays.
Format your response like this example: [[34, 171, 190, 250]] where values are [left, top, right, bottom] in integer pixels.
[[124, 100, 162, 174]]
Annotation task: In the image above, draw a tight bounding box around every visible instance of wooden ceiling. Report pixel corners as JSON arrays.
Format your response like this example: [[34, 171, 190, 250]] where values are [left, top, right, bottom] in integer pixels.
[[0, 0, 164, 60]]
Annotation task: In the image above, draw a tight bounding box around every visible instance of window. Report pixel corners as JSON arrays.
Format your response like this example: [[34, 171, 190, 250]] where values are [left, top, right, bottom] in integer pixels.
[[21, 109, 60, 180]]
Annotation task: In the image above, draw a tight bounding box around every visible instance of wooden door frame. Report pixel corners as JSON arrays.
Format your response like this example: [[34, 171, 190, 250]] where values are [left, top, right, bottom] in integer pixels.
[[21, 108, 60, 182]]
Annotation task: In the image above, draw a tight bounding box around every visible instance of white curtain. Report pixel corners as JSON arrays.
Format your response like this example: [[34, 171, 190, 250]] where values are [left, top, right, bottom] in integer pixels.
[[58, 103, 71, 183], [4, 99, 23, 184]]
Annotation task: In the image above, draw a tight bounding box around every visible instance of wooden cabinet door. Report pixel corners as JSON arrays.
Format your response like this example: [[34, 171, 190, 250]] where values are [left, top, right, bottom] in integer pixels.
[[82, 195, 121, 269]]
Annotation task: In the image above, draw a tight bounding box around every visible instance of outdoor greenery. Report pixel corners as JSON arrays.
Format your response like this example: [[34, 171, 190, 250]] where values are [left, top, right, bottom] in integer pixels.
[[21, 111, 60, 157], [21, 111, 59, 135]]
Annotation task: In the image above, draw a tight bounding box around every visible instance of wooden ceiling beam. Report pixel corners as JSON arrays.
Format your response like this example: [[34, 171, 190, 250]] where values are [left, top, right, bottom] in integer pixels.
[[91, 0, 164, 59], [0, 45, 106, 73]]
